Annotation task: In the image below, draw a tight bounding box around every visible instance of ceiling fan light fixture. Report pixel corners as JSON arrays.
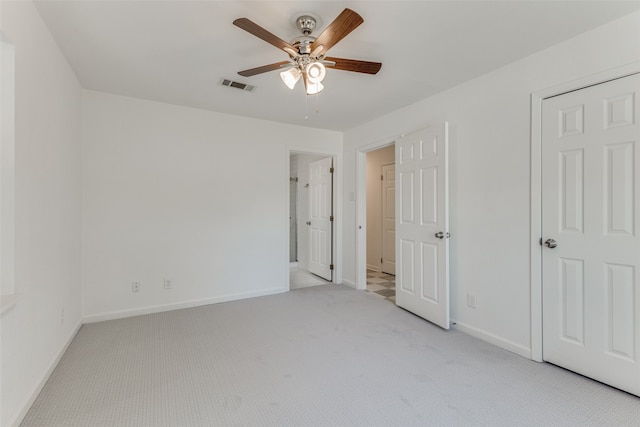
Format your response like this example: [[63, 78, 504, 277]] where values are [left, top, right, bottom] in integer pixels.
[[280, 67, 301, 89], [305, 62, 326, 84], [306, 81, 324, 95]]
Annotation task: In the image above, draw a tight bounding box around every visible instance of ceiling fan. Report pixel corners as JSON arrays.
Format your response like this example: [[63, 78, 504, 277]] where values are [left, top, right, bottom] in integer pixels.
[[233, 8, 382, 95]]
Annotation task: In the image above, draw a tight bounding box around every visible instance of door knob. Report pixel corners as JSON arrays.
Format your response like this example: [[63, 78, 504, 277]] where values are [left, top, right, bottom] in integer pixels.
[[544, 238, 558, 249], [435, 231, 450, 239], [306, 221, 311, 226]]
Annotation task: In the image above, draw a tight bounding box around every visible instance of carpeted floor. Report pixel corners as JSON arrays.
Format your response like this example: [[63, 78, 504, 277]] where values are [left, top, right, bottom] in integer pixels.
[[21, 285, 640, 426]]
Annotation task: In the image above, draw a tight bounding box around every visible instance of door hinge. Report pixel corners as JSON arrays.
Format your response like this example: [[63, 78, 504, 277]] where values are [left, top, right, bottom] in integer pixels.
[[330, 167, 334, 174], [330, 264, 334, 270], [381, 257, 383, 263], [381, 174, 384, 181], [330, 215, 334, 222]]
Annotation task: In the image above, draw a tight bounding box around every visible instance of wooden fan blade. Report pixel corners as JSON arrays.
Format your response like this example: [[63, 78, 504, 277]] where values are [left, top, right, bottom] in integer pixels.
[[238, 61, 292, 77], [324, 57, 382, 75], [311, 9, 364, 55], [233, 18, 295, 52]]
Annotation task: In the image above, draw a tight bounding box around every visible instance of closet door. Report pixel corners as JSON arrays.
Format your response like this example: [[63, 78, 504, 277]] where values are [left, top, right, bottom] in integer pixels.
[[542, 73, 640, 396]]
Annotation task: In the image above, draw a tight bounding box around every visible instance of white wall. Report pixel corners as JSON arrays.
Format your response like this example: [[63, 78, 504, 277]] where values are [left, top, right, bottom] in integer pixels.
[[365, 145, 395, 271], [82, 91, 341, 321], [0, 1, 83, 426], [342, 11, 640, 356]]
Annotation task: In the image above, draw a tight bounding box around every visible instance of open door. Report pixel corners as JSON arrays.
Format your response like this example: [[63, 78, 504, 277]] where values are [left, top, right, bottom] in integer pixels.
[[308, 157, 333, 281], [395, 123, 450, 329]]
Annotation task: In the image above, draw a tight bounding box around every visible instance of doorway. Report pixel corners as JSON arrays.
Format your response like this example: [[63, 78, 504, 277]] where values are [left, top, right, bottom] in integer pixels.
[[356, 124, 451, 330], [289, 152, 334, 289], [365, 145, 396, 301]]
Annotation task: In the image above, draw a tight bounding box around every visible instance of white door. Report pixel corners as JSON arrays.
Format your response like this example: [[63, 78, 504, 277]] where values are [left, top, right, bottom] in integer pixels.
[[308, 157, 333, 281], [542, 73, 640, 396], [395, 124, 450, 329], [381, 163, 396, 275]]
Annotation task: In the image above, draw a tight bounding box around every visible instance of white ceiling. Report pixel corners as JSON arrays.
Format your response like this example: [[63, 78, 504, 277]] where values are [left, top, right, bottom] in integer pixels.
[[34, 1, 640, 131]]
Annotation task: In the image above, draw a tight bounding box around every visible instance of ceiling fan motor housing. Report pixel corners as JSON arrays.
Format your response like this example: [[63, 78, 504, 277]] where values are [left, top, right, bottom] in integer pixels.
[[290, 37, 313, 55], [293, 15, 317, 55]]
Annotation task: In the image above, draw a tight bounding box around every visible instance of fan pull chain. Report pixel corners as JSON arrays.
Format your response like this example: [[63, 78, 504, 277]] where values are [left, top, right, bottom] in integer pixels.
[[315, 92, 320, 113], [304, 90, 309, 120]]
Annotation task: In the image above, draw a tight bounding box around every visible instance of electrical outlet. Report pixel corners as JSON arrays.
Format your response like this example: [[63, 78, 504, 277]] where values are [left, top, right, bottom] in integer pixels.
[[163, 279, 172, 290], [467, 293, 477, 309], [132, 281, 140, 293]]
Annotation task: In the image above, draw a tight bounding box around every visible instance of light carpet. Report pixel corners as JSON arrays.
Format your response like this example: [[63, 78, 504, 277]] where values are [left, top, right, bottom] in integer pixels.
[[21, 285, 640, 426]]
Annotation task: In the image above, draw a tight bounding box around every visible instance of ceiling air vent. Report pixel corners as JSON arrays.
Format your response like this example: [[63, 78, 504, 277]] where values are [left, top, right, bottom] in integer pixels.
[[220, 78, 256, 92]]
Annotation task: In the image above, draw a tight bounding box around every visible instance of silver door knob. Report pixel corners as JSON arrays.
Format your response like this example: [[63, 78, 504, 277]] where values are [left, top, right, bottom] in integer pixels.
[[306, 221, 311, 226], [435, 232, 450, 239], [544, 238, 558, 249]]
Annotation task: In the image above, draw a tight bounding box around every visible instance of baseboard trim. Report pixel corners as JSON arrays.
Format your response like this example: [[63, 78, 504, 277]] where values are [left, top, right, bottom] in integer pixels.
[[10, 320, 82, 427], [452, 320, 532, 359], [366, 264, 381, 272], [342, 279, 357, 289], [83, 287, 288, 323]]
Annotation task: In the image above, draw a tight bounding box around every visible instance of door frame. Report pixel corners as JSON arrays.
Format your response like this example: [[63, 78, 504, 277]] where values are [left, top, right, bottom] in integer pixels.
[[380, 161, 395, 275], [355, 136, 399, 290], [530, 61, 640, 362], [286, 146, 342, 292]]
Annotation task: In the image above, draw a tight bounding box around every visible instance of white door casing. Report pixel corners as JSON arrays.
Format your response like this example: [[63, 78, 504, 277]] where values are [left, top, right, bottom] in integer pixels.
[[542, 73, 640, 396], [308, 157, 333, 281], [381, 163, 396, 275], [395, 123, 450, 329]]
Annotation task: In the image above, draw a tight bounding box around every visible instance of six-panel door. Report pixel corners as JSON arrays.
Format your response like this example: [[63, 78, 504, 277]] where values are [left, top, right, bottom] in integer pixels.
[[308, 157, 333, 281], [542, 73, 640, 396], [395, 124, 450, 330]]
